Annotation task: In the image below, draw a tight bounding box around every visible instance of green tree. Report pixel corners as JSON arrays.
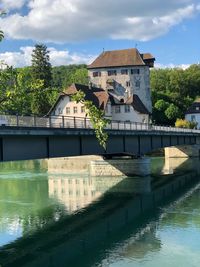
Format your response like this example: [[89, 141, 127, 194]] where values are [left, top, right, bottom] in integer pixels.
[[31, 44, 53, 115], [165, 103, 181, 123], [31, 44, 52, 88], [72, 90, 110, 149]]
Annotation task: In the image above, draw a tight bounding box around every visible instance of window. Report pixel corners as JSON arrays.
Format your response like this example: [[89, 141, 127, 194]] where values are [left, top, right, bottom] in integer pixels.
[[58, 107, 62, 114], [121, 69, 128, 75], [191, 115, 196, 121], [196, 107, 199, 111], [126, 81, 131, 87], [125, 105, 130, 113], [81, 106, 85, 113], [115, 106, 121, 113], [73, 106, 78, 114], [131, 69, 140, 74], [93, 71, 101, 77], [108, 70, 117, 76], [66, 107, 70, 114], [135, 81, 140, 88]]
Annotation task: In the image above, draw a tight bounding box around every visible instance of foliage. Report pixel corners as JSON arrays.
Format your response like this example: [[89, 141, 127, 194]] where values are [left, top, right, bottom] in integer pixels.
[[175, 119, 197, 129], [31, 44, 52, 88], [72, 90, 109, 149], [52, 64, 88, 88], [151, 65, 200, 125], [164, 104, 181, 121], [31, 44, 54, 115], [0, 11, 6, 41]]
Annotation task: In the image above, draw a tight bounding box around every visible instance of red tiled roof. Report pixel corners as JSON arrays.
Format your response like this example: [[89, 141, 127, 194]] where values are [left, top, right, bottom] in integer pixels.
[[48, 83, 109, 115], [88, 48, 155, 69], [109, 93, 150, 114]]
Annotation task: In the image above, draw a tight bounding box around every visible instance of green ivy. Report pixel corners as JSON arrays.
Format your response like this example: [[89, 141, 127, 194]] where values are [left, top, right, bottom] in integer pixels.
[[72, 90, 110, 150]]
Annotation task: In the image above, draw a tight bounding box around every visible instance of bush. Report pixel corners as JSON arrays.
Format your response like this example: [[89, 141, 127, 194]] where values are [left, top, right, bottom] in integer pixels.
[[175, 119, 197, 129]]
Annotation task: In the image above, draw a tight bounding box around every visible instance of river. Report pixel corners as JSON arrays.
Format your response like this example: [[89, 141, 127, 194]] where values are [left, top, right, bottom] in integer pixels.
[[0, 156, 200, 267]]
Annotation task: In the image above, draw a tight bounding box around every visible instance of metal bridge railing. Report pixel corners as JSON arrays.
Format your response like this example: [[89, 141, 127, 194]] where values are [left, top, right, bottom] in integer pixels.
[[0, 114, 199, 134]]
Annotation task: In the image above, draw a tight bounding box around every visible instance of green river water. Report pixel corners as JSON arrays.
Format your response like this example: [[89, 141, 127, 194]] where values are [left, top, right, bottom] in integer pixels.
[[0, 157, 200, 267]]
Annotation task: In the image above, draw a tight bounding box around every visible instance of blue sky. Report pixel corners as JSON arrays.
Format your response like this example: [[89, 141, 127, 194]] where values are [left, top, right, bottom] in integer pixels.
[[0, 0, 200, 68]]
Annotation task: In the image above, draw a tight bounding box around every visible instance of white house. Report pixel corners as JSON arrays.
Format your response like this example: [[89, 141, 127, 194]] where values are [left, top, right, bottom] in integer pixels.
[[185, 99, 200, 128], [49, 48, 155, 124]]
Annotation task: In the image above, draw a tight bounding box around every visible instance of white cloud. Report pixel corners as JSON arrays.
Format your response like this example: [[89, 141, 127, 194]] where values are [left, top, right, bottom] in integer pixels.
[[0, 46, 96, 67], [0, 0, 199, 43], [0, 0, 27, 10], [155, 63, 191, 70]]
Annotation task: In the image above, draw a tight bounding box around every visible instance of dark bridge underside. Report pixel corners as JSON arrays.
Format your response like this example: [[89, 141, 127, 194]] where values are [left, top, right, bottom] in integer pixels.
[[0, 126, 197, 162]]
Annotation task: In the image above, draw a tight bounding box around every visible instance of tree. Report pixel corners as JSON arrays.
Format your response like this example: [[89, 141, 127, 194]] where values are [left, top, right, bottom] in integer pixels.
[[31, 44, 52, 88], [31, 44, 53, 115], [165, 103, 181, 123], [0, 11, 6, 42], [72, 90, 110, 149]]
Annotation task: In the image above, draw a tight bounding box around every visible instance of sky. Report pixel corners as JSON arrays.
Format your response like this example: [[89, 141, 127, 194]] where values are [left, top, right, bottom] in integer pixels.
[[0, 0, 200, 68]]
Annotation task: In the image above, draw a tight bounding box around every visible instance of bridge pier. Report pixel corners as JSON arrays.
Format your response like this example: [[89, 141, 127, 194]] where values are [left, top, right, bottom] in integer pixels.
[[165, 145, 200, 158], [89, 157, 150, 177]]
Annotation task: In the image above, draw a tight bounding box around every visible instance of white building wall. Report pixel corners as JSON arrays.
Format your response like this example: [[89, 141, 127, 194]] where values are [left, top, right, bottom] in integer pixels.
[[185, 113, 200, 128], [88, 66, 152, 113], [111, 105, 148, 123], [53, 96, 86, 118]]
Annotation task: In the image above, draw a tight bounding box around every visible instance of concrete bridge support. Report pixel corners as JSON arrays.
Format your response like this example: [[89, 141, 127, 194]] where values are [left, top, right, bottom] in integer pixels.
[[165, 145, 200, 158], [89, 157, 150, 177]]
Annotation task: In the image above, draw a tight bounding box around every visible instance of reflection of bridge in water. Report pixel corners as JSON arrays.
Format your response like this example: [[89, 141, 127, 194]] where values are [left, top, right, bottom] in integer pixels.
[[1, 157, 200, 267]]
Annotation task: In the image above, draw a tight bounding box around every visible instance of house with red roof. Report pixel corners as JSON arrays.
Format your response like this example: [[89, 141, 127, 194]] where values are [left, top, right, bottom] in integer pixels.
[[49, 48, 155, 124]]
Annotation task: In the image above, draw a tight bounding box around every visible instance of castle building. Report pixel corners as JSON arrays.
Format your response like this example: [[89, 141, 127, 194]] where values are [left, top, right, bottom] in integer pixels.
[[49, 48, 155, 124]]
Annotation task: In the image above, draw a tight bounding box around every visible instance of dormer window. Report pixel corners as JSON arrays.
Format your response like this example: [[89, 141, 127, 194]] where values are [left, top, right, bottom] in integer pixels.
[[108, 70, 117, 76]]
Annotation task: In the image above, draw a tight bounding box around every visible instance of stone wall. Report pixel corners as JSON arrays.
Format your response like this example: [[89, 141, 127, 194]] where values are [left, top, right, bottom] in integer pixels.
[[165, 145, 200, 158], [89, 158, 151, 177]]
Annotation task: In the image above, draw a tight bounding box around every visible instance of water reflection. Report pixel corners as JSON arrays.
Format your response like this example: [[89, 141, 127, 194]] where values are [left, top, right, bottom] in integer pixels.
[[48, 176, 152, 213], [162, 157, 200, 175], [0, 157, 200, 267]]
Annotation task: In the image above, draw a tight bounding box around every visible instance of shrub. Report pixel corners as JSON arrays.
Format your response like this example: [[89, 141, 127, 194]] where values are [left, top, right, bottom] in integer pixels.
[[175, 119, 197, 129]]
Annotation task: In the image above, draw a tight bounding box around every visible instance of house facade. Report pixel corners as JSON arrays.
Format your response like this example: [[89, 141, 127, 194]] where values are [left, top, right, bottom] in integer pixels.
[[49, 48, 155, 124], [185, 99, 200, 128]]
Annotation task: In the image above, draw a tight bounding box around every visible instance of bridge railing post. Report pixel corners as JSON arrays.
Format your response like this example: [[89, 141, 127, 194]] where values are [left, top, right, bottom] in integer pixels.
[[62, 116, 64, 128], [84, 117, 87, 128], [33, 115, 36, 127], [74, 117, 76, 128], [16, 115, 19, 126], [49, 116, 51, 128]]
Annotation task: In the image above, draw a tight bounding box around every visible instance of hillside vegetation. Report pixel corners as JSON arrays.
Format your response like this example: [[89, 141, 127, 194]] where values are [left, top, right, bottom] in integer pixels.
[[0, 63, 200, 125]]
